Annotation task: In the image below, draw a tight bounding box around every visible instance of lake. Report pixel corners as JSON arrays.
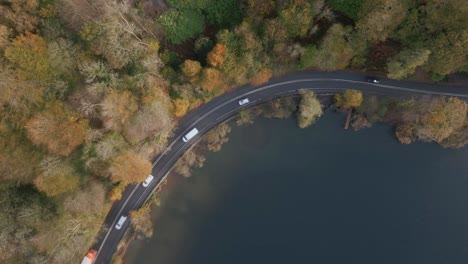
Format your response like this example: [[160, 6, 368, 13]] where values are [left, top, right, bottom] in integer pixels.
[[125, 111, 468, 264]]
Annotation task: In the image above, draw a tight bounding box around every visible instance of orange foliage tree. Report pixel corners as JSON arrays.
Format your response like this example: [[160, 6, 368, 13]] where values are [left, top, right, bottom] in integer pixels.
[[250, 68, 272, 86], [207, 43, 227, 67], [199, 68, 223, 92], [109, 151, 152, 184], [25, 103, 88, 156]]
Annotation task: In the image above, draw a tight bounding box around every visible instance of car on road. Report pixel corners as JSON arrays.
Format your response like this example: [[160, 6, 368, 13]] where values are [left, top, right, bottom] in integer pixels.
[[238, 98, 250, 105], [115, 216, 127, 230], [142, 174, 154, 187], [81, 249, 97, 264], [367, 77, 380, 84], [182, 128, 199, 142]]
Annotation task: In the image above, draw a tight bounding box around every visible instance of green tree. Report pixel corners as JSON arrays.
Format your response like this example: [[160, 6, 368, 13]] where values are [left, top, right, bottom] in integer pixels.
[[297, 90, 323, 128], [158, 9, 205, 44], [387, 48, 431, 79], [204, 0, 242, 27], [326, 0, 363, 20]]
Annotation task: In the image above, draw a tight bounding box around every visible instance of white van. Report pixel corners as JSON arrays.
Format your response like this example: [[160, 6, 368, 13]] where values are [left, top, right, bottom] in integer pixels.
[[142, 174, 154, 187], [115, 215, 127, 230], [182, 128, 199, 142]]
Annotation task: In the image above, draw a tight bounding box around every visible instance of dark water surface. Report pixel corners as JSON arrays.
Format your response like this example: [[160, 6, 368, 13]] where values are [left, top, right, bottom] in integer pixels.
[[125, 112, 468, 264]]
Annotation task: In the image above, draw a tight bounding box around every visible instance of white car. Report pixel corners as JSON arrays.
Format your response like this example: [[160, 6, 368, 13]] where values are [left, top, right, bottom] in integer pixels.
[[182, 128, 199, 142], [115, 215, 127, 230], [142, 174, 154, 187], [238, 98, 250, 105]]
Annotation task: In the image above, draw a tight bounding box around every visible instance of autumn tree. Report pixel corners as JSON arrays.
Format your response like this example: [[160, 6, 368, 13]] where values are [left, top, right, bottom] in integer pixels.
[[4, 33, 54, 83], [173, 98, 190, 118], [440, 119, 468, 149], [101, 90, 138, 131], [424, 31, 468, 76], [0, 185, 54, 262], [262, 18, 289, 52], [297, 90, 323, 128], [124, 101, 174, 144], [0, 0, 40, 33], [416, 97, 467, 142], [174, 149, 206, 177], [63, 180, 105, 215], [306, 24, 354, 70], [109, 151, 152, 184], [0, 130, 41, 183], [130, 204, 153, 238], [180, 59, 202, 77], [424, 0, 467, 34], [387, 48, 431, 79], [261, 97, 297, 119], [250, 68, 272, 86], [356, 0, 408, 43], [203, 123, 231, 152], [207, 43, 227, 67], [279, 0, 313, 38], [335, 90, 363, 109], [199, 68, 223, 92], [246, 0, 275, 21], [25, 103, 88, 156], [34, 157, 80, 197]]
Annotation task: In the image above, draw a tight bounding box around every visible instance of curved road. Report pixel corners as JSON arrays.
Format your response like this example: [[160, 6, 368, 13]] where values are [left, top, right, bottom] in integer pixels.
[[92, 71, 468, 263]]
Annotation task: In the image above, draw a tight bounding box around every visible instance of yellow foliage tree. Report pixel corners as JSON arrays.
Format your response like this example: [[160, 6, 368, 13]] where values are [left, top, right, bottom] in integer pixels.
[[130, 204, 153, 238], [417, 97, 467, 142], [4, 33, 54, 82], [34, 159, 80, 197], [109, 151, 152, 184], [173, 98, 190, 118], [180, 59, 202, 77], [25, 103, 88, 156], [207, 43, 227, 67], [334, 90, 363, 109]]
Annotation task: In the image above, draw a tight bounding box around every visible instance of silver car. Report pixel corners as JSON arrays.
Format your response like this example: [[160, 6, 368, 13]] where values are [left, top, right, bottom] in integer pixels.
[[238, 98, 250, 105]]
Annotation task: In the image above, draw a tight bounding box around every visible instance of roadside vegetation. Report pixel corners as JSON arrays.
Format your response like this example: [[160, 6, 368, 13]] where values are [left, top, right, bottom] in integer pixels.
[[0, 0, 466, 263]]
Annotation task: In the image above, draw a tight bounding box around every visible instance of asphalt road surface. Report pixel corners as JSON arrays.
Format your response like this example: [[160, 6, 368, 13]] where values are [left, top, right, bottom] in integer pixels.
[[92, 71, 468, 264]]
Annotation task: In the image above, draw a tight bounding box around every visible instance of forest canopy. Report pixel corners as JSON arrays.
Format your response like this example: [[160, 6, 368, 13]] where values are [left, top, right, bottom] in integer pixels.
[[0, 0, 466, 263]]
